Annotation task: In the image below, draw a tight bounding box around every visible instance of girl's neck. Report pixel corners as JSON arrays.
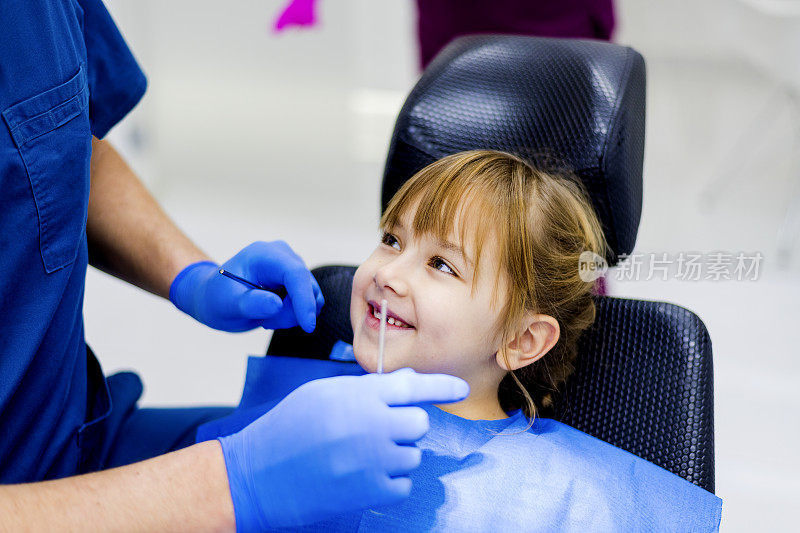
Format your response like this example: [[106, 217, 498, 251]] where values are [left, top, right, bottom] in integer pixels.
[[433, 366, 509, 420], [435, 387, 508, 420]]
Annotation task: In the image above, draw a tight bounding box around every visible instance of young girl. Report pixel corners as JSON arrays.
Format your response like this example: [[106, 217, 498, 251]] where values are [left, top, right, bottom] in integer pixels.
[[350, 149, 603, 423], [342, 149, 722, 531], [200, 150, 722, 531]]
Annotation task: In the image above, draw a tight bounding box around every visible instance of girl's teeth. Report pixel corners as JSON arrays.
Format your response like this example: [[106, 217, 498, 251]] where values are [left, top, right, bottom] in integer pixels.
[[370, 304, 411, 328]]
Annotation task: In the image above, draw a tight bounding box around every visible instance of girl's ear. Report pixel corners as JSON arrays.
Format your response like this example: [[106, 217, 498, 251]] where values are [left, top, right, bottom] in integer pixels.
[[497, 314, 560, 371]]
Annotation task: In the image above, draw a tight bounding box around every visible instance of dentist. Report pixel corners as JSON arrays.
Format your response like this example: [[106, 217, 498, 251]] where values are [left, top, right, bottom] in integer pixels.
[[0, 1, 468, 530]]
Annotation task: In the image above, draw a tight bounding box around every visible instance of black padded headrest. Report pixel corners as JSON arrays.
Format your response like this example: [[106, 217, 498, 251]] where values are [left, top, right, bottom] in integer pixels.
[[382, 35, 646, 264]]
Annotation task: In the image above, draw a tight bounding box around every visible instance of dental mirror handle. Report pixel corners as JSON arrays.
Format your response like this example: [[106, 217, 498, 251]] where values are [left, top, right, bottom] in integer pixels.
[[377, 299, 387, 374]]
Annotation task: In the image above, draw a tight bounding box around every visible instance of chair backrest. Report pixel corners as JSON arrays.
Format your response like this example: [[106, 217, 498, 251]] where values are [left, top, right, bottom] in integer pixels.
[[382, 35, 646, 264], [268, 36, 715, 493], [268, 267, 716, 492]]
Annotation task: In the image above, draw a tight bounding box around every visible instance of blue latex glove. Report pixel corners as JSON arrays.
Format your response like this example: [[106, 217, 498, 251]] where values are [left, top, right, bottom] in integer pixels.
[[169, 241, 324, 333], [219, 368, 470, 531]]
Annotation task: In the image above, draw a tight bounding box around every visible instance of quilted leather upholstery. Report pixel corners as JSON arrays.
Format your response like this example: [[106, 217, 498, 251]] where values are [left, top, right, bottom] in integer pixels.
[[382, 35, 646, 264], [268, 266, 715, 492]]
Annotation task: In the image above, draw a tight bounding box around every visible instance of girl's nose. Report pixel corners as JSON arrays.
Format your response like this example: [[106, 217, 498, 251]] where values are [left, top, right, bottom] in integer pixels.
[[373, 256, 410, 297]]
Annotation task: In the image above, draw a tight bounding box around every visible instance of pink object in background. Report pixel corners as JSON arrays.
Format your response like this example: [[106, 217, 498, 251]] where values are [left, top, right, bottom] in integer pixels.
[[273, 0, 320, 32], [415, 0, 615, 69]]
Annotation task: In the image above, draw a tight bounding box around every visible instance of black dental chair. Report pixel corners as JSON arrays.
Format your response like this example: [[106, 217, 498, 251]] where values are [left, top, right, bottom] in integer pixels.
[[267, 36, 716, 493]]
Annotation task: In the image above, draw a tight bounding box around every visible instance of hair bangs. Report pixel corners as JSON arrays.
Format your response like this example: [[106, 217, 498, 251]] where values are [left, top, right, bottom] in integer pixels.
[[381, 160, 505, 299]]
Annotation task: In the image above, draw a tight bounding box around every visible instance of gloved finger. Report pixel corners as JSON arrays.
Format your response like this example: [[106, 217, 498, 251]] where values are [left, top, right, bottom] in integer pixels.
[[237, 289, 284, 319], [283, 267, 318, 333], [385, 406, 429, 444], [315, 290, 325, 313], [244, 241, 304, 287], [204, 276, 248, 319], [377, 368, 470, 407], [383, 445, 423, 476], [372, 475, 412, 507], [311, 275, 325, 313], [257, 309, 300, 331], [254, 292, 300, 330]]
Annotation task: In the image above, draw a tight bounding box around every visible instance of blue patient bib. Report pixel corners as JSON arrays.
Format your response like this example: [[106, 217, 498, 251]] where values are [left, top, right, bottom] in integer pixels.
[[198, 356, 722, 532]]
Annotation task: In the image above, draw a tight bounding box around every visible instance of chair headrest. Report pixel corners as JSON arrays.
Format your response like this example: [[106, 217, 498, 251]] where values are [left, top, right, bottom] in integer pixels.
[[381, 35, 646, 264]]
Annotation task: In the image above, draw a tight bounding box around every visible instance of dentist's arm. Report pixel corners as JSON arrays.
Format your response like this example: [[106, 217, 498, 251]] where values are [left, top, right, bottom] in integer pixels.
[[86, 137, 323, 332], [0, 441, 235, 532], [0, 370, 469, 532], [86, 136, 208, 299]]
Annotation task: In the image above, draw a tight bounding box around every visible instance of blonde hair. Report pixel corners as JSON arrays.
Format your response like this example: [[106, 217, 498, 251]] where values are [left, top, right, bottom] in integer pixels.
[[380, 150, 607, 419]]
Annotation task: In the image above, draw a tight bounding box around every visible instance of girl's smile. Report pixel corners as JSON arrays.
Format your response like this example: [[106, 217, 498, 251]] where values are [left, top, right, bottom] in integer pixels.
[[365, 301, 415, 330]]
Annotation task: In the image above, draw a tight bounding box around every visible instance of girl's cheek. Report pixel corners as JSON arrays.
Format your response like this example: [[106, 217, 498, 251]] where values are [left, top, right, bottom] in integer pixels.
[[353, 264, 374, 293]]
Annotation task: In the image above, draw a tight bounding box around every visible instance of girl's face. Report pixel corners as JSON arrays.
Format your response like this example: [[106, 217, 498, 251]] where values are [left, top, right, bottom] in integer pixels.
[[350, 206, 508, 386]]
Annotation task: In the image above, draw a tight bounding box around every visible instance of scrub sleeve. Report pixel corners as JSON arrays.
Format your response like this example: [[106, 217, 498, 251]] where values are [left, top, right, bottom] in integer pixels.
[[0, 0, 229, 483]]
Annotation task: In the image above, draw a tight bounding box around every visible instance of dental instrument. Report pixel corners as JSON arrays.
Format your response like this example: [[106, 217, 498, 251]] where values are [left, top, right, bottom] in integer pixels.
[[219, 269, 264, 290], [377, 299, 387, 374], [218, 269, 288, 298]]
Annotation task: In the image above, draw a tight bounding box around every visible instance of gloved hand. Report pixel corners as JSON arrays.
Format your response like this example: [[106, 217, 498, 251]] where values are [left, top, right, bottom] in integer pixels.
[[219, 368, 470, 531], [169, 241, 324, 333]]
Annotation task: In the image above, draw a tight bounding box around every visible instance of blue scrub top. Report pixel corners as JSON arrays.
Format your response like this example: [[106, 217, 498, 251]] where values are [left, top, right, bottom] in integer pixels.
[[0, 0, 146, 482]]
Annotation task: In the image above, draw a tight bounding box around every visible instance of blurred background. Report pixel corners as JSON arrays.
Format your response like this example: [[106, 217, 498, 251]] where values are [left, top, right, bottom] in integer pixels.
[[86, 0, 799, 530]]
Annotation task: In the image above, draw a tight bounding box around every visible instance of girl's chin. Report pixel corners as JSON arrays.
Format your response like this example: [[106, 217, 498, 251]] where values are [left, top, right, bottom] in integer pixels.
[[353, 338, 413, 374], [352, 350, 376, 373], [354, 354, 405, 375], [356, 359, 391, 374]]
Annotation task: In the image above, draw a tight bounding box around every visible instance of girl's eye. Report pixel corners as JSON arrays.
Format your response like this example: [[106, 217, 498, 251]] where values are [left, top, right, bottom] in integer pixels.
[[381, 232, 401, 250], [430, 256, 457, 277]]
